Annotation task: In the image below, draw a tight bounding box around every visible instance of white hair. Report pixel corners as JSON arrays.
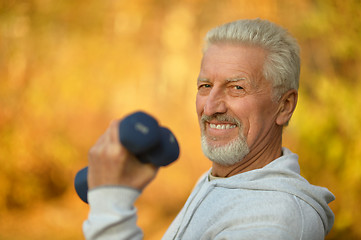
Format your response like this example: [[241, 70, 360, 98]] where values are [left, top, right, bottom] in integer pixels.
[[204, 18, 300, 100]]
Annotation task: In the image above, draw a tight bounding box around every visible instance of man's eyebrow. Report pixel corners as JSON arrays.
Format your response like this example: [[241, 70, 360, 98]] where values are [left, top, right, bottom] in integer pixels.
[[197, 77, 247, 84], [225, 77, 247, 82], [197, 78, 211, 83]]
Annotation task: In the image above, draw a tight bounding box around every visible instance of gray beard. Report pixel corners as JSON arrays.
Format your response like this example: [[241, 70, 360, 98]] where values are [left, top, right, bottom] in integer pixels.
[[201, 134, 250, 166], [200, 115, 250, 166]]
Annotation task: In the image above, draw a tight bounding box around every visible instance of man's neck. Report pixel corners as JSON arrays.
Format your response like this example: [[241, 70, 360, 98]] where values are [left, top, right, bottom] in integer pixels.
[[211, 132, 283, 178]]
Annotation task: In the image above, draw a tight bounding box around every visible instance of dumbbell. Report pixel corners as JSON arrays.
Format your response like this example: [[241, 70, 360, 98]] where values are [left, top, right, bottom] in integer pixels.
[[74, 111, 180, 203]]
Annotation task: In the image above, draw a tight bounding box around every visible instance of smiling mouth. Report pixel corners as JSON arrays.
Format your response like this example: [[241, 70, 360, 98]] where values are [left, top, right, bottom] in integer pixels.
[[209, 123, 237, 129], [201, 114, 240, 134]]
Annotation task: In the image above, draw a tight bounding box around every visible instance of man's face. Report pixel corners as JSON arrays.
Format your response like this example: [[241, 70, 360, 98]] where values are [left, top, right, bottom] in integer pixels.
[[196, 43, 280, 165]]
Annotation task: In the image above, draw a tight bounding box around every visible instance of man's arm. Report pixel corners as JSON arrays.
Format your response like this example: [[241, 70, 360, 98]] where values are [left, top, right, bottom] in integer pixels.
[[83, 120, 158, 239], [83, 187, 143, 240]]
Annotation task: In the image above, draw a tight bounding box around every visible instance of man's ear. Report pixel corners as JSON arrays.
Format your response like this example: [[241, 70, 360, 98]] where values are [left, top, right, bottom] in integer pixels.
[[276, 89, 298, 126]]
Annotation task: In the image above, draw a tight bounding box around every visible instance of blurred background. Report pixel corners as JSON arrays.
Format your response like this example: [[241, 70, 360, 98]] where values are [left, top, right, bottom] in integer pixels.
[[1, 0, 360, 239]]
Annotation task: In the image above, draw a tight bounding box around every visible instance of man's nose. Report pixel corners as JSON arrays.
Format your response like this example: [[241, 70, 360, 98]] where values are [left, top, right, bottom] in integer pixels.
[[203, 88, 227, 116]]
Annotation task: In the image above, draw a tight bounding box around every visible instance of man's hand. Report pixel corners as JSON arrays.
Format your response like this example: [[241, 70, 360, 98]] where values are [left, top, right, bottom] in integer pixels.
[[87, 120, 159, 191]]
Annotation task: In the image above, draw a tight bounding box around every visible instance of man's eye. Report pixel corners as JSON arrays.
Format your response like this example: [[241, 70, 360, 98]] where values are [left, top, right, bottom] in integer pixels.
[[233, 85, 243, 90], [199, 84, 211, 89]]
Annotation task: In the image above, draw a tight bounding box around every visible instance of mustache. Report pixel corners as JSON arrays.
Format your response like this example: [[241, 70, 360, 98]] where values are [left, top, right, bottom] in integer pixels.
[[201, 114, 241, 126]]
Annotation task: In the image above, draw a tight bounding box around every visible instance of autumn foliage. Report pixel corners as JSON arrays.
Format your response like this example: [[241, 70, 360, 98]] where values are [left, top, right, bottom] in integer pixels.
[[1, 0, 360, 239]]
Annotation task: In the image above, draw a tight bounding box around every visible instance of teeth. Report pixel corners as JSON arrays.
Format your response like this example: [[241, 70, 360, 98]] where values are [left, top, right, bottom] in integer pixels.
[[210, 123, 236, 129]]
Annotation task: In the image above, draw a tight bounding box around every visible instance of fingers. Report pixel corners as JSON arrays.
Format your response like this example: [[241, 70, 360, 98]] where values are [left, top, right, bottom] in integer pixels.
[[89, 121, 120, 158], [87, 119, 159, 191], [109, 120, 120, 143], [87, 121, 123, 189]]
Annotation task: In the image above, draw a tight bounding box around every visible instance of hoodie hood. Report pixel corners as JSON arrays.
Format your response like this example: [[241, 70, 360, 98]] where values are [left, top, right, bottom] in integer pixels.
[[210, 147, 335, 235]]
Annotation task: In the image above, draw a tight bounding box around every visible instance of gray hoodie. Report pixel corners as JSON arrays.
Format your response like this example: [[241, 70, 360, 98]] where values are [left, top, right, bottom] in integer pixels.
[[162, 147, 335, 239], [83, 148, 335, 240]]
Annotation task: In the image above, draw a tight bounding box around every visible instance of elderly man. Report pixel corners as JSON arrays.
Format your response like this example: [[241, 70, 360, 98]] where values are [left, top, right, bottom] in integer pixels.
[[83, 19, 335, 239]]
